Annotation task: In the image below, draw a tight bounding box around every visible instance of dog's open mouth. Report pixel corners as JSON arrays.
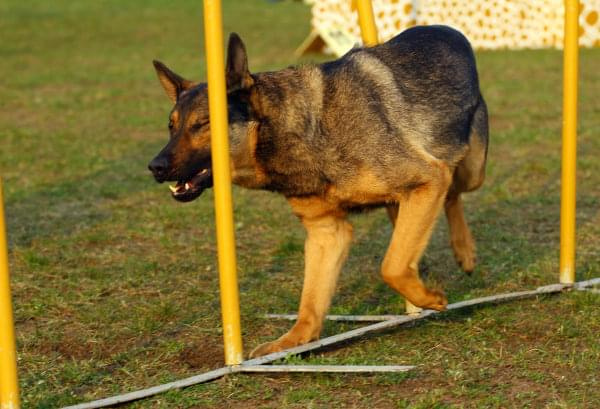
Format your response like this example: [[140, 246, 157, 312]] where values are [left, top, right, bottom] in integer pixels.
[[168, 168, 213, 202]]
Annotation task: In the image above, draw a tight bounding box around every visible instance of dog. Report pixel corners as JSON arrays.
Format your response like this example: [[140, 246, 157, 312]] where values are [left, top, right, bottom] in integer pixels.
[[148, 25, 488, 358]]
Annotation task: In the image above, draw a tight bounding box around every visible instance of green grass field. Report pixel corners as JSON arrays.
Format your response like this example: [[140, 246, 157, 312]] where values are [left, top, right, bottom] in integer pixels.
[[1, 0, 600, 408]]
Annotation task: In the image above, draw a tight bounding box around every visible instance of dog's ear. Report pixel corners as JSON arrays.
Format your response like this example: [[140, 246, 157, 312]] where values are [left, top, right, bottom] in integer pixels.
[[152, 60, 194, 103], [226, 33, 254, 92]]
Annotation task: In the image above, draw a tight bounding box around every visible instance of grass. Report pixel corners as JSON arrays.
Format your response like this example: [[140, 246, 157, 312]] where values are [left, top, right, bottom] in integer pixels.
[[1, 0, 599, 407]]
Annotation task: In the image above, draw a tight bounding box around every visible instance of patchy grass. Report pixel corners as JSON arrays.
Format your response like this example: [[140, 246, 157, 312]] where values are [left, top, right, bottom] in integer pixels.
[[1, 0, 599, 408]]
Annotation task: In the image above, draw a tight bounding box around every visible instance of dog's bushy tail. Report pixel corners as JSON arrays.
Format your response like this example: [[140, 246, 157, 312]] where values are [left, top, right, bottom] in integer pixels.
[[470, 95, 489, 159]]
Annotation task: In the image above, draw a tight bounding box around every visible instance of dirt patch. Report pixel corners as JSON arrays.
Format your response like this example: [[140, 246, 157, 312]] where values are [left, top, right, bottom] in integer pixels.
[[177, 337, 224, 370], [35, 329, 135, 361], [37, 333, 105, 361]]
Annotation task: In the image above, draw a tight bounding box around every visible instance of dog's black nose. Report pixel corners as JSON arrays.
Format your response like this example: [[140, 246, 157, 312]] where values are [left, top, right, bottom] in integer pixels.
[[148, 157, 169, 182]]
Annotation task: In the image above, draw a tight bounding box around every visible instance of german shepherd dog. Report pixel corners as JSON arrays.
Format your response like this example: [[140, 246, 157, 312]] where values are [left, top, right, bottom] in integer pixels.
[[148, 25, 488, 358]]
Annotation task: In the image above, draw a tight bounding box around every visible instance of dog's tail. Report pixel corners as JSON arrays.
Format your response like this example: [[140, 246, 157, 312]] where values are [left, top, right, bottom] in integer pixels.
[[453, 95, 489, 193], [470, 94, 489, 159]]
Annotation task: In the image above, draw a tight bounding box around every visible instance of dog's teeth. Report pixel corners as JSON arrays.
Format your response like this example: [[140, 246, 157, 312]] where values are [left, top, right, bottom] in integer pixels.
[[201, 169, 208, 175], [185, 183, 191, 190], [169, 185, 178, 193]]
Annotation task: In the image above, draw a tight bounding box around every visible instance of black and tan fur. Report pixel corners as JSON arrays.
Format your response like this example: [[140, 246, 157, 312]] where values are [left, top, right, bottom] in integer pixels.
[[148, 26, 489, 358]]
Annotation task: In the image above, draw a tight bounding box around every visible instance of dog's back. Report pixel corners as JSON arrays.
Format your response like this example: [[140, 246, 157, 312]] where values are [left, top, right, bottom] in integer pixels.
[[253, 25, 486, 199], [323, 26, 482, 160]]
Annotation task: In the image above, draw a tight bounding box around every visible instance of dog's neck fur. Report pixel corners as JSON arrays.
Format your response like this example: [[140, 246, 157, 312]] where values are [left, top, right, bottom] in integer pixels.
[[252, 65, 323, 139], [237, 65, 330, 197]]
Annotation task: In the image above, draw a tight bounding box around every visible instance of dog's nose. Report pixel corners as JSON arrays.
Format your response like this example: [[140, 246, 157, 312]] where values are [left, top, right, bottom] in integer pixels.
[[148, 157, 169, 181]]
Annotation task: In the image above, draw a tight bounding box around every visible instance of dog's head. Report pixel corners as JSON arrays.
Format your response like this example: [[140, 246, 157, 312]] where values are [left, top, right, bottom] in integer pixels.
[[148, 33, 256, 202]]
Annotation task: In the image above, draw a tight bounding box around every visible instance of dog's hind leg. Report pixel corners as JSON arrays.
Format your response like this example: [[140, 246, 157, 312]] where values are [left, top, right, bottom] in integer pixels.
[[445, 191, 476, 273], [250, 204, 353, 358], [381, 162, 452, 311], [445, 97, 488, 273]]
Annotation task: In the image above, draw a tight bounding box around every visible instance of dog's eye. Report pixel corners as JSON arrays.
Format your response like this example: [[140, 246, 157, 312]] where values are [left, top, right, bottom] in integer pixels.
[[168, 121, 174, 131], [190, 121, 209, 132]]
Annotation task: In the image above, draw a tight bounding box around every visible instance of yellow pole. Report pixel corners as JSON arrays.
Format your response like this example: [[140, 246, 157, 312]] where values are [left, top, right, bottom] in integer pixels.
[[356, 0, 379, 46], [355, 0, 420, 314], [0, 178, 20, 409], [560, 0, 579, 284], [203, 0, 243, 365]]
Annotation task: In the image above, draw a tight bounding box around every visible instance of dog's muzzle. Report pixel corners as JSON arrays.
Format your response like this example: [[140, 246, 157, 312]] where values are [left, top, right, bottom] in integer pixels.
[[167, 168, 213, 202], [148, 156, 213, 202], [148, 156, 170, 183]]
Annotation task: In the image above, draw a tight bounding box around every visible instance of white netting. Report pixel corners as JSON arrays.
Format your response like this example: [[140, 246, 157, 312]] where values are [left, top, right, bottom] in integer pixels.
[[310, 0, 600, 49]]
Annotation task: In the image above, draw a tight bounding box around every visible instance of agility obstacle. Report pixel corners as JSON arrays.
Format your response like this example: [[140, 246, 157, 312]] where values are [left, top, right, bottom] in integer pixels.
[[60, 278, 600, 409], [0, 1, 592, 408], [300, 0, 600, 56], [203, 0, 243, 367], [0, 178, 20, 409]]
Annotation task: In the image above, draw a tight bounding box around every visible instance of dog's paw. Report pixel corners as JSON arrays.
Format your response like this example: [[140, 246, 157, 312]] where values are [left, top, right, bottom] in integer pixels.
[[454, 249, 476, 274], [249, 336, 304, 358], [249, 340, 283, 358], [421, 288, 448, 311], [249, 329, 314, 358], [451, 237, 476, 274]]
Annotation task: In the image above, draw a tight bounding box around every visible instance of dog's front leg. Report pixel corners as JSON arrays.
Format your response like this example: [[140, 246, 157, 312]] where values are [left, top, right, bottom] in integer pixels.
[[250, 213, 353, 358]]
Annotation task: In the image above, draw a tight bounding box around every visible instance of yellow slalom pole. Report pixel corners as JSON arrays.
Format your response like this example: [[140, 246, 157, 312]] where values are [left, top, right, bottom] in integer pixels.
[[559, 0, 579, 284], [356, 0, 379, 46], [0, 178, 20, 409], [355, 0, 420, 315], [203, 0, 243, 365]]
